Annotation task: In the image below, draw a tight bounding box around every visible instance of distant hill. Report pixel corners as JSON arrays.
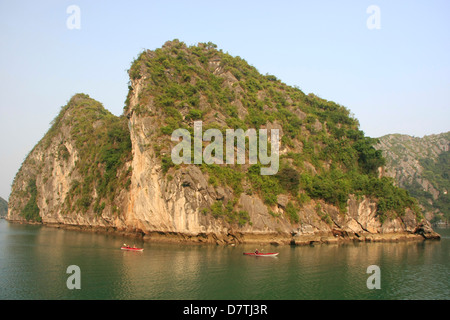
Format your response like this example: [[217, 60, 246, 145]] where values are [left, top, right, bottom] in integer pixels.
[[376, 132, 449, 224], [0, 196, 7, 218]]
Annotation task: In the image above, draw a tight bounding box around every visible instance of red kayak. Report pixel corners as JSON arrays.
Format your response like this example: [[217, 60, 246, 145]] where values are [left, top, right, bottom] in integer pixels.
[[243, 252, 279, 257], [121, 246, 144, 252]]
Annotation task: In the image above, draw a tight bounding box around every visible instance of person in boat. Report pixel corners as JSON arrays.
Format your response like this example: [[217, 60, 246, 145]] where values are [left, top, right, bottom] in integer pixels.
[[255, 249, 259, 254]]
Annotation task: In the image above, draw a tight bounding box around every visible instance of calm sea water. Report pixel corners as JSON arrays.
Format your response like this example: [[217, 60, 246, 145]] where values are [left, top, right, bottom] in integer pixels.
[[0, 219, 448, 300]]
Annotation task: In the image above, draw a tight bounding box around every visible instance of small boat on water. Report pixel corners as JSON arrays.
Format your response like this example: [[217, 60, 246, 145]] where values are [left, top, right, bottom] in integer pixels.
[[121, 246, 144, 252], [243, 252, 279, 257]]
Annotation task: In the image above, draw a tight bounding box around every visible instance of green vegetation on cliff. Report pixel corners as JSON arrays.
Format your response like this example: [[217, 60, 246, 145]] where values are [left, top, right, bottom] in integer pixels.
[[66, 96, 131, 213], [126, 39, 421, 223], [21, 180, 41, 222], [13, 94, 132, 221], [57, 94, 132, 215]]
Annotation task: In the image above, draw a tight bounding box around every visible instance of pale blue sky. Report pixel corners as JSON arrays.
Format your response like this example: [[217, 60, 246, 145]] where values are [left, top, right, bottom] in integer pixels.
[[0, 0, 449, 199]]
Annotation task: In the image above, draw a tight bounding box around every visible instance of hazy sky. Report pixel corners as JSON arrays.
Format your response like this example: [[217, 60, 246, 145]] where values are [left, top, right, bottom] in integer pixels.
[[0, 0, 449, 200]]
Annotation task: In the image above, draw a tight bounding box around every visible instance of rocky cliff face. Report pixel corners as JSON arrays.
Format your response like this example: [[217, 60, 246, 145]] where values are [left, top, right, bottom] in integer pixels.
[[7, 40, 439, 244], [375, 132, 449, 224], [8, 94, 132, 228]]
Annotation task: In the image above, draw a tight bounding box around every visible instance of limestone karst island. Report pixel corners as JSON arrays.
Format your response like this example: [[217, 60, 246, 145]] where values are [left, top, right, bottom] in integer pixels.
[[7, 40, 441, 245]]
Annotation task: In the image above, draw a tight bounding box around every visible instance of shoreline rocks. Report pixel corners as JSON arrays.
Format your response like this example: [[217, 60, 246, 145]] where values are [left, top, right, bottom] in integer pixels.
[[5, 218, 440, 246]]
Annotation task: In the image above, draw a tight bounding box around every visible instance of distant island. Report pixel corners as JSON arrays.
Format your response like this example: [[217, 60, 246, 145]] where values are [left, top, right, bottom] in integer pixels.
[[0, 197, 7, 218], [376, 132, 449, 226], [6, 40, 440, 244]]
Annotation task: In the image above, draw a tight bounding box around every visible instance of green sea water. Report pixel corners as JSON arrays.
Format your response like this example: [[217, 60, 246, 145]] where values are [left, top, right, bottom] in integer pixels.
[[0, 219, 448, 300]]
